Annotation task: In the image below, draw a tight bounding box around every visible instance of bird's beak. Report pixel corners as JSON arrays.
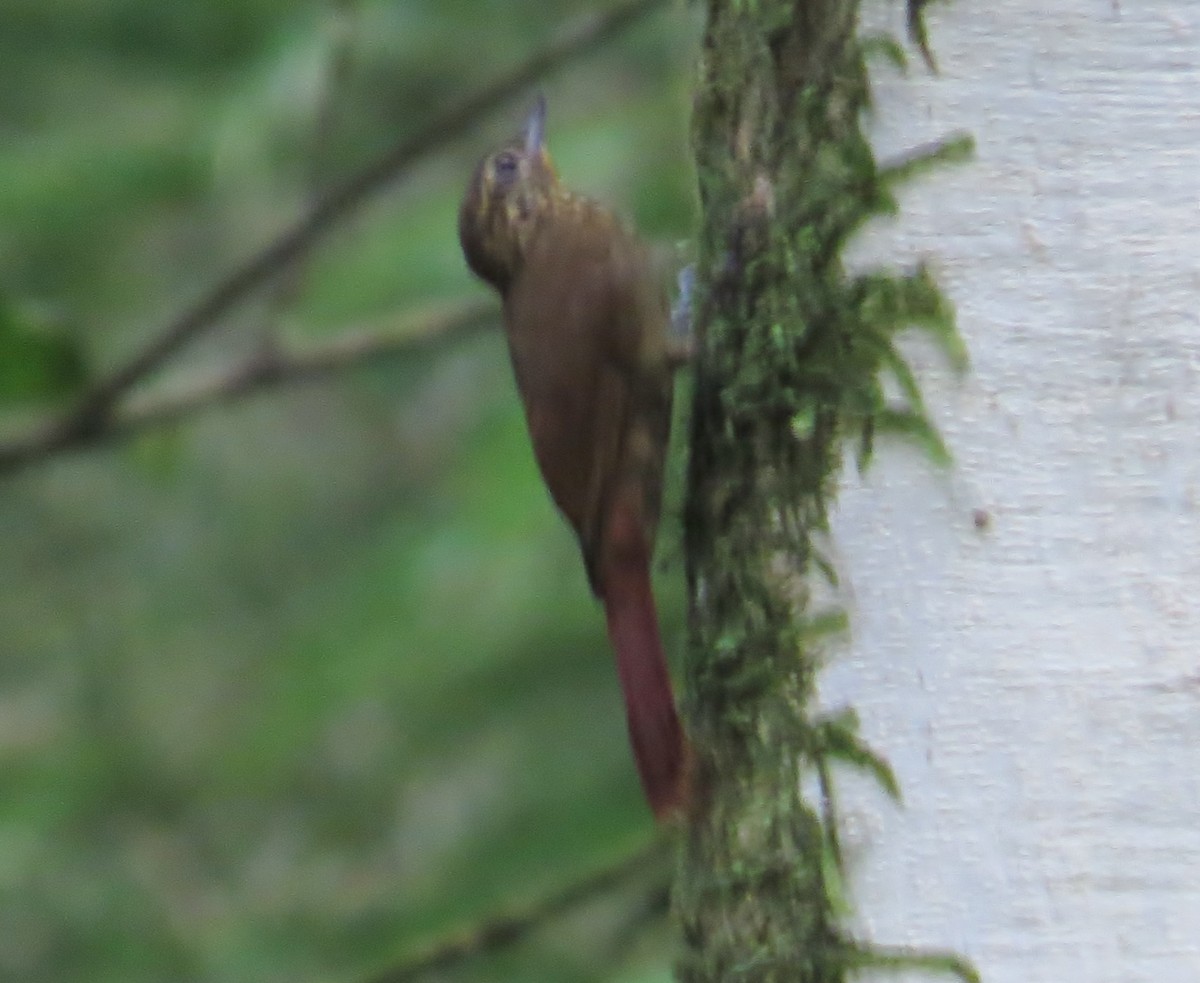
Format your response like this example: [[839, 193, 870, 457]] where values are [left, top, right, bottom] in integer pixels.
[[522, 93, 547, 157]]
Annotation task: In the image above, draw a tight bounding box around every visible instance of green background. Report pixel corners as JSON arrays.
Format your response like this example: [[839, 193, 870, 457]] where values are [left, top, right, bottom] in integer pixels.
[[0, 1, 696, 980]]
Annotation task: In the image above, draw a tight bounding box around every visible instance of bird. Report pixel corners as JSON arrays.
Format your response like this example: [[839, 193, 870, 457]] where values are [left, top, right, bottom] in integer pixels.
[[458, 96, 688, 820]]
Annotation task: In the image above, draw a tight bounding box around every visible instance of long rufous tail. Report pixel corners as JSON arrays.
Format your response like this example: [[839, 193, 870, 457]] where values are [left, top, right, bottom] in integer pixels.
[[601, 543, 688, 820]]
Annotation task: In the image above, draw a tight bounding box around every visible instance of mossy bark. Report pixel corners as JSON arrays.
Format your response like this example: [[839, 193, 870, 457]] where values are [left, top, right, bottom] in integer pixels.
[[675, 2, 967, 981]]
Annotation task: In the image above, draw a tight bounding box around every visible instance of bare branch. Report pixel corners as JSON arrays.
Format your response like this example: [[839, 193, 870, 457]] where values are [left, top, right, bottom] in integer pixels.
[[0, 299, 495, 471], [14, 0, 665, 469], [361, 840, 669, 983]]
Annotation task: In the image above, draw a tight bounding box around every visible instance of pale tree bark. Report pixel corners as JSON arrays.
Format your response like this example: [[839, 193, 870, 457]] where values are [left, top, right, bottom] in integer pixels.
[[826, 2, 1200, 982]]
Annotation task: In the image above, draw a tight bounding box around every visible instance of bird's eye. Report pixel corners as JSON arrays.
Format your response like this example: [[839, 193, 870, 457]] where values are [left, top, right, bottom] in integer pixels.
[[492, 151, 519, 185]]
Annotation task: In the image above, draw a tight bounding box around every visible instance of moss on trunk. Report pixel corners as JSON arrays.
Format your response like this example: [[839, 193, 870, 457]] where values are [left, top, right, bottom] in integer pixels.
[[676, 2, 975, 981]]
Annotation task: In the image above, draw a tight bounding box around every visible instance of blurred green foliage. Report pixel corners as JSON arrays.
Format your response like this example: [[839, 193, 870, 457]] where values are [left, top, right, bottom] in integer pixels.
[[0, 297, 87, 404], [0, 1, 697, 980]]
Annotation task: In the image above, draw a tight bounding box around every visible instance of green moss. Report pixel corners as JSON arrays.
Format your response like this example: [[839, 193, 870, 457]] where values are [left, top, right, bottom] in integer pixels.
[[676, 1, 975, 981]]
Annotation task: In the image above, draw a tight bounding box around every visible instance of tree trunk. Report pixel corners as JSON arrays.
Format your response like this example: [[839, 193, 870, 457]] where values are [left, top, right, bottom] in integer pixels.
[[676, 2, 967, 981]]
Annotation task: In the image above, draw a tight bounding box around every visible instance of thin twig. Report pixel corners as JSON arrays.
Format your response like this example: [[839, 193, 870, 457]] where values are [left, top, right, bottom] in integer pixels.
[[44, 299, 494, 452], [0, 0, 665, 475], [362, 840, 670, 983]]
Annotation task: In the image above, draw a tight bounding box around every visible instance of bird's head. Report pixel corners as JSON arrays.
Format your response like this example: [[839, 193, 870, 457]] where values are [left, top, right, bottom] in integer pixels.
[[459, 95, 560, 293]]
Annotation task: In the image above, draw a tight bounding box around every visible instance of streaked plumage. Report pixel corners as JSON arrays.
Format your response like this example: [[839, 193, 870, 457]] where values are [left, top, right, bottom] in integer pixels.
[[458, 97, 687, 819]]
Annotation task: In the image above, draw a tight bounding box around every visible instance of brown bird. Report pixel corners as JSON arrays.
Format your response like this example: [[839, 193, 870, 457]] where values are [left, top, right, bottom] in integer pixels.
[[458, 96, 687, 819]]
